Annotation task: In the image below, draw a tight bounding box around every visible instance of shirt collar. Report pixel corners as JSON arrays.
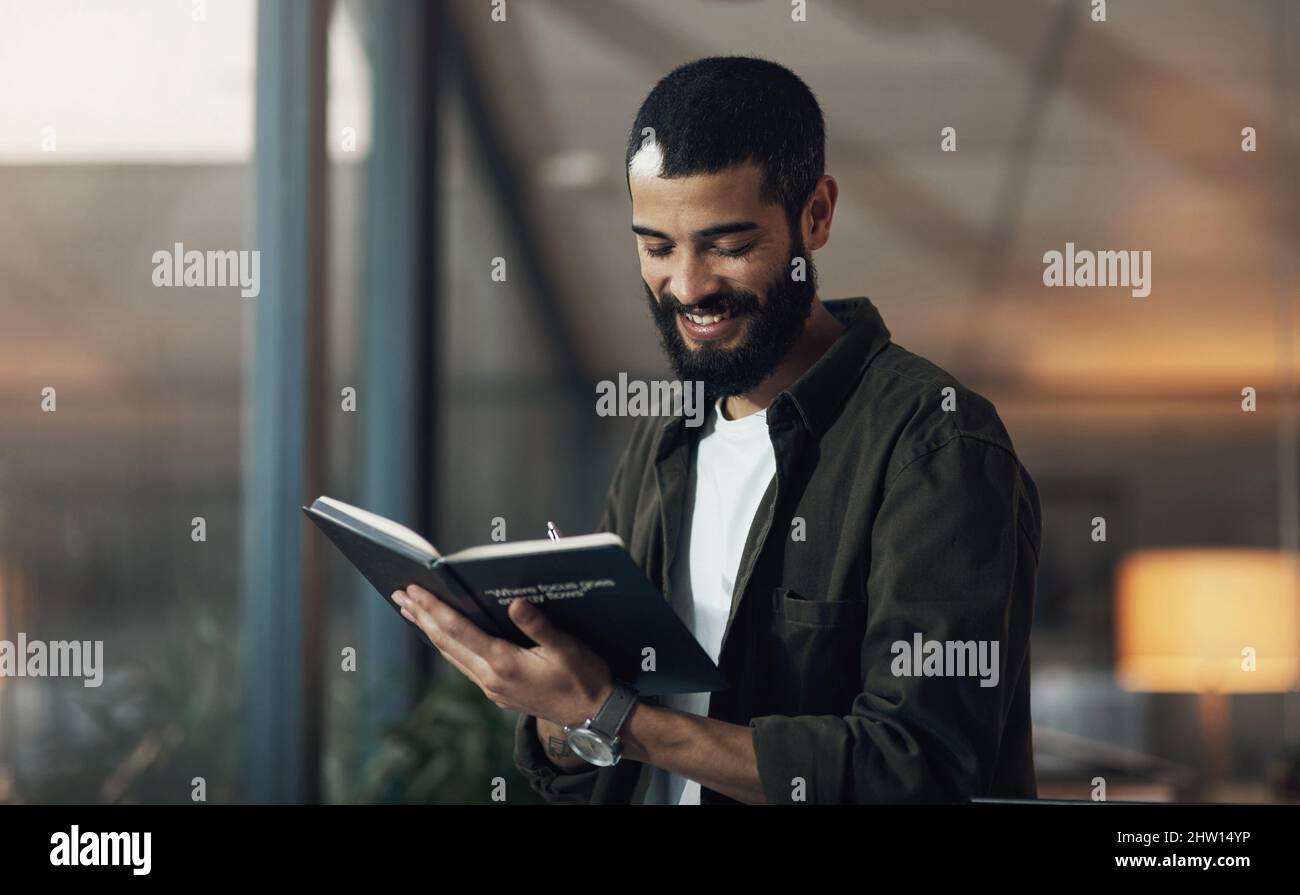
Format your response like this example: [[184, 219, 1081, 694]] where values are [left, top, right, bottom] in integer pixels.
[[776, 296, 892, 438]]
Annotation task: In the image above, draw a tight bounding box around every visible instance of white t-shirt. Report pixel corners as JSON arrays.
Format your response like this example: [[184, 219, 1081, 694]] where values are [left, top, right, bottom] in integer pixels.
[[639, 397, 777, 805]]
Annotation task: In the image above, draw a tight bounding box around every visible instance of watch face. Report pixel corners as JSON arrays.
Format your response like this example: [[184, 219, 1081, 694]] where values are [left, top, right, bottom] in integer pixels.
[[566, 727, 617, 767]]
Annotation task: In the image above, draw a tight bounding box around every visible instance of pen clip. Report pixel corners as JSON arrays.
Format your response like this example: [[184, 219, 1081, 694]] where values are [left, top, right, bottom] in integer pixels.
[[546, 521, 563, 541]]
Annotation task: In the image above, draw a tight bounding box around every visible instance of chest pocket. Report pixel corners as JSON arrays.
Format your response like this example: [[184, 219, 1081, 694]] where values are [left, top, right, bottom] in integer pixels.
[[767, 587, 868, 715]]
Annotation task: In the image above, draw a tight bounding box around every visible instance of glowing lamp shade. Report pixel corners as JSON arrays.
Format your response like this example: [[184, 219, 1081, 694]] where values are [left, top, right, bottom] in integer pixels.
[[1115, 549, 1300, 693]]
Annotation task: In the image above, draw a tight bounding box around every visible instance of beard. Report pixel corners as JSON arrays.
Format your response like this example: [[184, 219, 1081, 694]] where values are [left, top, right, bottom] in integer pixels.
[[643, 235, 818, 400]]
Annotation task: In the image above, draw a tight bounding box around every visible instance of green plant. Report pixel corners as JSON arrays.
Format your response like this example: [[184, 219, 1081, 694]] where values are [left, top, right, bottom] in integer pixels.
[[355, 668, 543, 804], [24, 595, 241, 804]]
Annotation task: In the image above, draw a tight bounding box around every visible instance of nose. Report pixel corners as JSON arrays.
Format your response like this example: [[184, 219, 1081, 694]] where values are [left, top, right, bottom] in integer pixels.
[[667, 251, 725, 308]]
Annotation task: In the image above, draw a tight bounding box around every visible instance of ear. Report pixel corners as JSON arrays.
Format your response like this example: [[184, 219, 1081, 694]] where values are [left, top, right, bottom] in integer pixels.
[[803, 174, 838, 253]]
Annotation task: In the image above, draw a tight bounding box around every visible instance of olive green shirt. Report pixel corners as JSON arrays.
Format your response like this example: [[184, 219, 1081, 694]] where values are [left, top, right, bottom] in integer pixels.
[[514, 297, 1042, 804]]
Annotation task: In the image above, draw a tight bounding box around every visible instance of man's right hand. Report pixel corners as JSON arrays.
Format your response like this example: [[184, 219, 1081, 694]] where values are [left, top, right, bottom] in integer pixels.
[[537, 717, 591, 772]]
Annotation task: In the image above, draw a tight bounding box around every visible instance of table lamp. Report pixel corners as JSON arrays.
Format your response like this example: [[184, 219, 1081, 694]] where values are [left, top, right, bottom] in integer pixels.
[[1115, 548, 1300, 792]]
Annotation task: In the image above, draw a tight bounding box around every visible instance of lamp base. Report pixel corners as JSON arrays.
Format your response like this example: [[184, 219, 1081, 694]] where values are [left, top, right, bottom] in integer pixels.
[[1197, 691, 1229, 797]]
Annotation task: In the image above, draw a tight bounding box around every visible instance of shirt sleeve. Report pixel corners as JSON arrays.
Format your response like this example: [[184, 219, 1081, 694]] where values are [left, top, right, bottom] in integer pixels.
[[512, 713, 602, 804], [748, 435, 1040, 804]]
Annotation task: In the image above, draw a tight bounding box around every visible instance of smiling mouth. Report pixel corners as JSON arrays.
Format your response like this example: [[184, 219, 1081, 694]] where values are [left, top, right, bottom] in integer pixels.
[[676, 304, 745, 343], [680, 307, 734, 326]]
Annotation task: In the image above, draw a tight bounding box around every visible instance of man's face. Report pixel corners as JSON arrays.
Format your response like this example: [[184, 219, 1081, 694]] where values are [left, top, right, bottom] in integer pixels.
[[631, 160, 817, 398]]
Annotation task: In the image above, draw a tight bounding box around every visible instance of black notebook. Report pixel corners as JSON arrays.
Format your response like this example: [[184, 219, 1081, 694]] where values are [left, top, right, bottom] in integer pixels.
[[303, 496, 728, 696]]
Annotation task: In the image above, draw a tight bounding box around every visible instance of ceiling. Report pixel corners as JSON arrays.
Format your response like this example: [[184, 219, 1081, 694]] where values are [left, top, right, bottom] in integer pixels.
[[455, 0, 1300, 401]]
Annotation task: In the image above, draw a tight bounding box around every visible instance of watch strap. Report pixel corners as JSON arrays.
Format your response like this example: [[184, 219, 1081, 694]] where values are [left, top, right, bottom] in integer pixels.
[[590, 682, 638, 738]]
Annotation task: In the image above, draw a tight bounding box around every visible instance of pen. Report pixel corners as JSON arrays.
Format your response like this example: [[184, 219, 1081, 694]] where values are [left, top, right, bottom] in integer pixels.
[[546, 521, 563, 541]]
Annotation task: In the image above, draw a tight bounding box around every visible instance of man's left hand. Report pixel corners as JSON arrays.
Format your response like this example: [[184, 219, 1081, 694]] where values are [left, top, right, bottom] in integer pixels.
[[393, 585, 613, 726]]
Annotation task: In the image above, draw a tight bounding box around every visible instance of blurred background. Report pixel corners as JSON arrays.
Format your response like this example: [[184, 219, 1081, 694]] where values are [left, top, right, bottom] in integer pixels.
[[0, 0, 1297, 804]]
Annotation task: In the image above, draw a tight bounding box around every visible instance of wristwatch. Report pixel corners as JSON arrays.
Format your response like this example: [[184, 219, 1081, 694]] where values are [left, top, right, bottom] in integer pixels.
[[563, 681, 639, 767]]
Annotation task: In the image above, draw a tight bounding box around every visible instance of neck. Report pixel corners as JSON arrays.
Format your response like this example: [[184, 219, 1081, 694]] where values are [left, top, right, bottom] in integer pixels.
[[722, 298, 845, 420]]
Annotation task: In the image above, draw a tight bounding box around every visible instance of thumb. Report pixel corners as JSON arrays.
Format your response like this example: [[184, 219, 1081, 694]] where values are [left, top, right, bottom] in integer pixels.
[[508, 597, 573, 651]]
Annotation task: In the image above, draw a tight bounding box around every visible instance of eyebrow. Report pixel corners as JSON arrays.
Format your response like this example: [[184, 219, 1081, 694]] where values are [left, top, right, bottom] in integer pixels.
[[631, 220, 760, 241]]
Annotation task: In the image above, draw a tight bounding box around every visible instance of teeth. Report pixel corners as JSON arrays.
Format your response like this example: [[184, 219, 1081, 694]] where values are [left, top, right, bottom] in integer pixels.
[[683, 308, 731, 325]]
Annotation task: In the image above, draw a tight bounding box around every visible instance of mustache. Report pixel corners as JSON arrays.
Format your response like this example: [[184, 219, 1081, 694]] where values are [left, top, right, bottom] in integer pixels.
[[657, 289, 760, 316]]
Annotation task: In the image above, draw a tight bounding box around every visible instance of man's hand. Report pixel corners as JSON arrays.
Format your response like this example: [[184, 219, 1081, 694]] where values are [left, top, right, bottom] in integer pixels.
[[392, 585, 613, 735], [393, 584, 766, 796]]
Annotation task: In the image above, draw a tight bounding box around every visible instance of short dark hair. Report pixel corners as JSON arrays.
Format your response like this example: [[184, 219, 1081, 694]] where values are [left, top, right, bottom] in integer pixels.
[[625, 56, 825, 234]]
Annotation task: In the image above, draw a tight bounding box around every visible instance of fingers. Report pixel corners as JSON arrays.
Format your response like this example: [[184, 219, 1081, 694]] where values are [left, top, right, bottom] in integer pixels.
[[428, 638, 485, 689], [397, 602, 500, 701], [394, 585, 518, 689], [507, 597, 576, 655]]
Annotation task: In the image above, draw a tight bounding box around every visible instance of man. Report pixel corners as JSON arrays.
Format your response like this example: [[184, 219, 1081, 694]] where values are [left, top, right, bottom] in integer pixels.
[[392, 55, 1041, 805]]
